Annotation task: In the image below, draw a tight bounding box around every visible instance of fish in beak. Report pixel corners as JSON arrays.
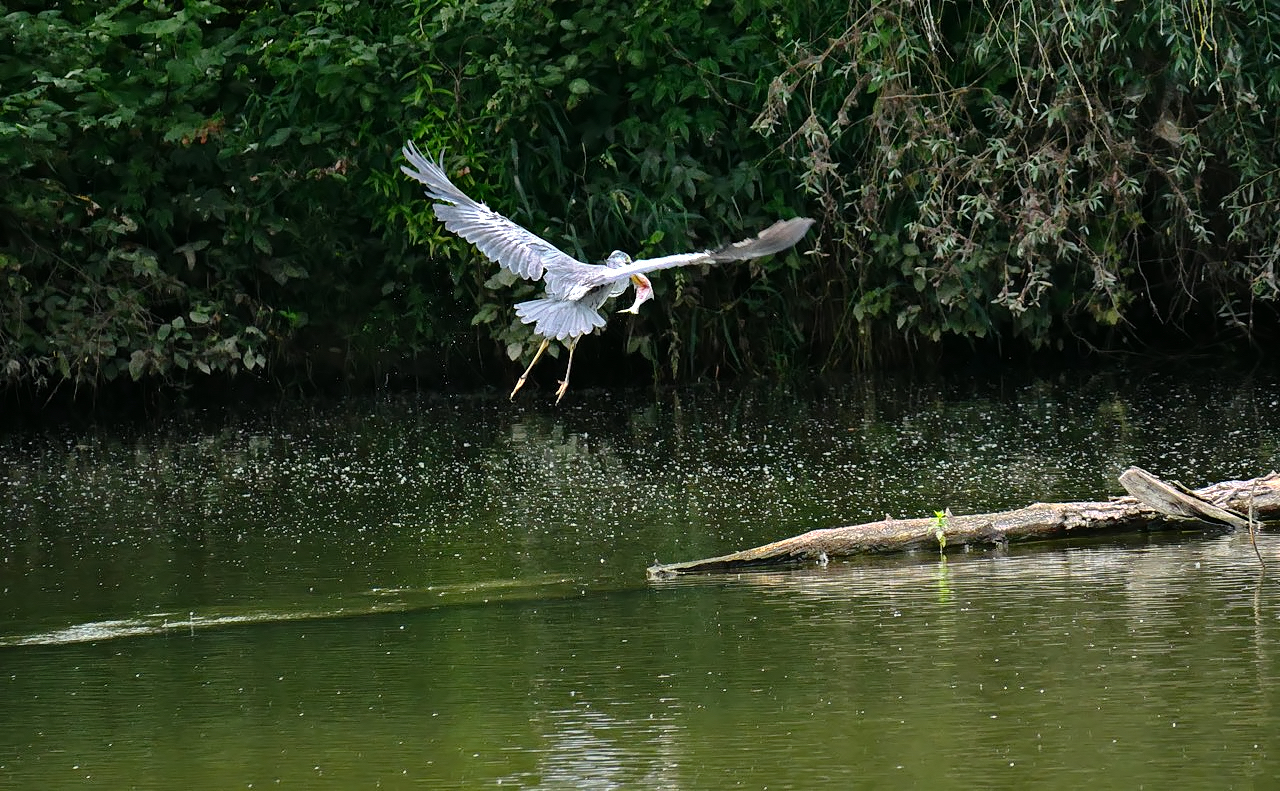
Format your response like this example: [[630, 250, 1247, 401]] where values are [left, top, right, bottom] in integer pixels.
[[619, 274, 654, 314]]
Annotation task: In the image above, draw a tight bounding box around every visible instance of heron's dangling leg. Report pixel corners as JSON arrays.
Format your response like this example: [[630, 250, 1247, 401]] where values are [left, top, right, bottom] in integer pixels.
[[554, 338, 579, 405], [510, 338, 551, 400]]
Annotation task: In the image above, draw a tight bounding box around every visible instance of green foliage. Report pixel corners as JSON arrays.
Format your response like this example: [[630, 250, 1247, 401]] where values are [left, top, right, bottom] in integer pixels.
[[932, 509, 948, 552], [1, 1, 270, 389], [403, 0, 1280, 377], [0, 0, 457, 392], [756, 0, 1280, 356], [2, 0, 1277, 398]]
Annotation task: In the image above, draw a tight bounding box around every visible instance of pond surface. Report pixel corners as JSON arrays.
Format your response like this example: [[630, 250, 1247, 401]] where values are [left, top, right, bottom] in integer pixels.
[[2, 368, 1279, 788]]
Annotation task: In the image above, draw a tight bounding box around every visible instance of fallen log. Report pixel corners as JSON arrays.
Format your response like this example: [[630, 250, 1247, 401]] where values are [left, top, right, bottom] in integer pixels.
[[646, 468, 1280, 579]]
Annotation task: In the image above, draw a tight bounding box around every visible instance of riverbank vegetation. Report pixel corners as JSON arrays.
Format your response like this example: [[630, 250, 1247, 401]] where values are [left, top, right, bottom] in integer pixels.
[[2, 0, 1276, 400]]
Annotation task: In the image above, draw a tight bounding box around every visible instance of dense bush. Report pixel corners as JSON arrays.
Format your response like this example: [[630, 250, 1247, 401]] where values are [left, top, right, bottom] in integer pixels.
[[756, 0, 1280, 356], [1, 0, 1276, 399], [0, 0, 460, 394]]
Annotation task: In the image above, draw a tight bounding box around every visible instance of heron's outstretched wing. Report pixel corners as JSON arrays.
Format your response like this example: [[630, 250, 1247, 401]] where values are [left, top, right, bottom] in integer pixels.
[[707, 217, 816, 262], [542, 217, 816, 302], [539, 253, 704, 303], [400, 140, 582, 280]]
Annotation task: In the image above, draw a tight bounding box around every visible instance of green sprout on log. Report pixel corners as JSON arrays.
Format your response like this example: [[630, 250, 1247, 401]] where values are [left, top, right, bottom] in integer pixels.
[[932, 509, 950, 553]]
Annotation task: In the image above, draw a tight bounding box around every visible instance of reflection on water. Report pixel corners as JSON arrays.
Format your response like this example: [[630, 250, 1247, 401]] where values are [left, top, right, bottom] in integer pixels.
[[2, 369, 1279, 788], [0, 574, 581, 647]]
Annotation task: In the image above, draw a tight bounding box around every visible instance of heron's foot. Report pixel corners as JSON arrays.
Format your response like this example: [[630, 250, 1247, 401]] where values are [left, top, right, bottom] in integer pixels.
[[511, 338, 551, 401], [554, 378, 570, 405]]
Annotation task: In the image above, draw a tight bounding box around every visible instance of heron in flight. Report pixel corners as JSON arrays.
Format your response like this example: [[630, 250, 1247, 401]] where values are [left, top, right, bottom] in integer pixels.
[[401, 140, 814, 403]]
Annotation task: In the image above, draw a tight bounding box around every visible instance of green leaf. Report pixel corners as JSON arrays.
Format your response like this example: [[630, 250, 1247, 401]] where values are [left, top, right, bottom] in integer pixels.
[[484, 268, 519, 290], [264, 127, 292, 148], [251, 231, 272, 254], [128, 350, 146, 380], [174, 240, 209, 269], [137, 14, 188, 37]]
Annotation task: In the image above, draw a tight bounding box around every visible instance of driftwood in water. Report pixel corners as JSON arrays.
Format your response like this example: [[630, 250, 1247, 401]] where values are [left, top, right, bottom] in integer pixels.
[[647, 468, 1280, 579]]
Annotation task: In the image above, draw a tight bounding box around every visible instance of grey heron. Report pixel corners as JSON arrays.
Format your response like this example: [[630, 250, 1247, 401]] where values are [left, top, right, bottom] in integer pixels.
[[401, 140, 814, 403]]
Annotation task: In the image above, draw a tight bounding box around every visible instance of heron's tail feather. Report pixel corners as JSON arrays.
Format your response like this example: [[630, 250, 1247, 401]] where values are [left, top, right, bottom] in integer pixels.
[[514, 298, 607, 342], [709, 217, 815, 262]]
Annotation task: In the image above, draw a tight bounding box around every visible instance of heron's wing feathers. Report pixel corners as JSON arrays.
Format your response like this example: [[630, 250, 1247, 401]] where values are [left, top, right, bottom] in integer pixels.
[[401, 140, 581, 281], [514, 297, 609, 341], [538, 253, 706, 303], [708, 217, 816, 262], [624, 252, 716, 273], [556, 217, 817, 289]]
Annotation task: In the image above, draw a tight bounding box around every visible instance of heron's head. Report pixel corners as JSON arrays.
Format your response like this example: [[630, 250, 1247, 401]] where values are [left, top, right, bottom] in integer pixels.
[[605, 250, 632, 268], [618, 274, 653, 315]]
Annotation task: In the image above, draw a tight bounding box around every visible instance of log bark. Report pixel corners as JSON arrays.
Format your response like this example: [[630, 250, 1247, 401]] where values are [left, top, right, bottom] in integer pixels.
[[646, 469, 1280, 579]]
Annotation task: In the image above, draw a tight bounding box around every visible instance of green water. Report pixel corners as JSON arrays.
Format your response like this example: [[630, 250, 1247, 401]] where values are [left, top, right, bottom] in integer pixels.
[[3, 370, 1279, 788]]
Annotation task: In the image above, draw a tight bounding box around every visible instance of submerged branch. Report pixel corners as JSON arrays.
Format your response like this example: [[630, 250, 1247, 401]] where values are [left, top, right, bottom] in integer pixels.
[[647, 468, 1280, 579]]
